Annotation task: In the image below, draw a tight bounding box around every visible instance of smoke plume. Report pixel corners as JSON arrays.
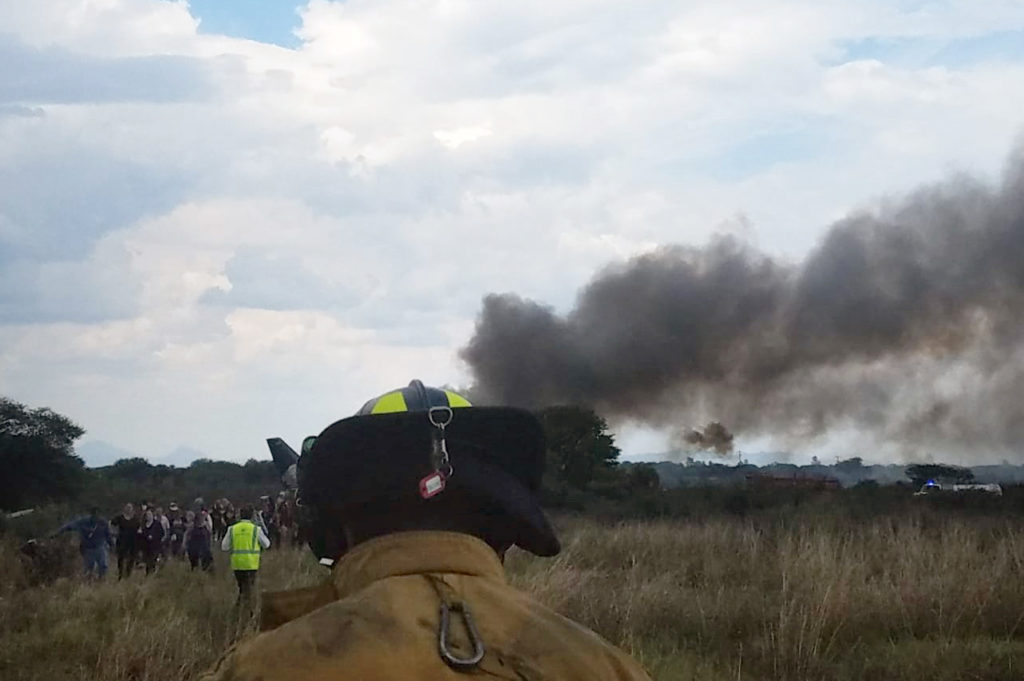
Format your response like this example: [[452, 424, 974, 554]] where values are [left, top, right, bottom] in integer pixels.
[[461, 149, 1024, 457], [684, 422, 735, 456]]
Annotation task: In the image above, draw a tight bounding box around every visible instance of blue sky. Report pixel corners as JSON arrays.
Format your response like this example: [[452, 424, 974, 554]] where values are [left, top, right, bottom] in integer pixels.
[[1, 1, 1024, 466], [189, 0, 303, 47], [837, 29, 1024, 69]]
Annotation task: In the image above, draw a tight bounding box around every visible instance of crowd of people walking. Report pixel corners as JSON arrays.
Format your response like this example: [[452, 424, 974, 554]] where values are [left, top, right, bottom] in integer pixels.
[[54, 493, 298, 581]]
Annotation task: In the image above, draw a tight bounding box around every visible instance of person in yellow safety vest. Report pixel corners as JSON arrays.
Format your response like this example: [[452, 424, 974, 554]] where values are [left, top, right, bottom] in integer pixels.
[[201, 380, 652, 681], [221, 506, 270, 603]]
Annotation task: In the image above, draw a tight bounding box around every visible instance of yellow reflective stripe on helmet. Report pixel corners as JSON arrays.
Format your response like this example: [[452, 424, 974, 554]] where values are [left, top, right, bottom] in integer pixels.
[[444, 390, 472, 408], [371, 390, 408, 414]]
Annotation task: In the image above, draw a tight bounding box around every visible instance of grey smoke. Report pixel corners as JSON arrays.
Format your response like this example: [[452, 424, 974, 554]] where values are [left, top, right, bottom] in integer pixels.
[[461, 148, 1024, 457]]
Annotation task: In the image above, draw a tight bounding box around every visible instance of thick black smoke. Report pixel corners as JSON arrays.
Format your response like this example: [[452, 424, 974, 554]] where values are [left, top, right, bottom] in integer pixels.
[[461, 149, 1024, 457], [684, 422, 735, 456]]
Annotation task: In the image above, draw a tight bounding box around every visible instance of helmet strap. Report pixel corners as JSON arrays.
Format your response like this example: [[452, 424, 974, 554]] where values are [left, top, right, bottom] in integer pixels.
[[420, 407, 453, 499]]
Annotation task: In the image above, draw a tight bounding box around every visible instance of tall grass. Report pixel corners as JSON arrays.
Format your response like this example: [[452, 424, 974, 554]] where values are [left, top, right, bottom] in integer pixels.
[[3, 513, 1024, 680], [509, 516, 1024, 680]]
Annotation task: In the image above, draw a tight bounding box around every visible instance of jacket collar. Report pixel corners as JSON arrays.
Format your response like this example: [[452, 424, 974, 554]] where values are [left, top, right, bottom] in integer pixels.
[[331, 531, 506, 598]]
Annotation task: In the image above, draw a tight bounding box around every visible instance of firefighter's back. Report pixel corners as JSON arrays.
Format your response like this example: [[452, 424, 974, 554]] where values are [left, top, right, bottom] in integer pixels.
[[203, 533, 650, 681]]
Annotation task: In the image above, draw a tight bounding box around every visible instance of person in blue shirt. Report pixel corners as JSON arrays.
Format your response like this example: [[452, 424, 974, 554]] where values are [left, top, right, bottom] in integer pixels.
[[53, 507, 113, 579]]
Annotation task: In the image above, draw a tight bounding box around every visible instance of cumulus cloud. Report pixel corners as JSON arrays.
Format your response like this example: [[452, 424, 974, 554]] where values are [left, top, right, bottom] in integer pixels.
[[0, 149, 193, 263], [0, 254, 138, 324], [1, 0, 1024, 462], [0, 37, 212, 105]]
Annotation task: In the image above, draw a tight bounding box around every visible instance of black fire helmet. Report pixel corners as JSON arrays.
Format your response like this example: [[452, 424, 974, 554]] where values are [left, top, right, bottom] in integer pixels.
[[297, 380, 560, 561]]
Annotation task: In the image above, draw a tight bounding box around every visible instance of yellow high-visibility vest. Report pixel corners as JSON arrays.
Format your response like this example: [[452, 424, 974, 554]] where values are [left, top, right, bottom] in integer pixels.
[[229, 520, 261, 571]]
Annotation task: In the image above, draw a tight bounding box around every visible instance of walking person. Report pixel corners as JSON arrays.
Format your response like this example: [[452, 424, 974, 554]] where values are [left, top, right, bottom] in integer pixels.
[[185, 510, 214, 571], [223, 501, 236, 534], [168, 505, 187, 559], [110, 503, 140, 579], [211, 500, 225, 542], [221, 506, 270, 607], [199, 506, 214, 532], [253, 501, 272, 551], [138, 509, 164, 575], [52, 507, 112, 580], [199, 508, 214, 539], [260, 496, 279, 549], [154, 506, 171, 558]]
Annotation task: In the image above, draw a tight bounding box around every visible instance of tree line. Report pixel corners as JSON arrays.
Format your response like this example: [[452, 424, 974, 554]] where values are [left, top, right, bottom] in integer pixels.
[[1, 395, 1013, 522]]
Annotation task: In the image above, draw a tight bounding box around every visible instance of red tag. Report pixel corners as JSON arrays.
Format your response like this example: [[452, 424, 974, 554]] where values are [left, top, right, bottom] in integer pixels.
[[419, 471, 446, 499]]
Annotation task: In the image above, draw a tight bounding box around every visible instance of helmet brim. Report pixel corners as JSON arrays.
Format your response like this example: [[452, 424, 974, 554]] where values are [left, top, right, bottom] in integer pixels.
[[446, 450, 560, 556]]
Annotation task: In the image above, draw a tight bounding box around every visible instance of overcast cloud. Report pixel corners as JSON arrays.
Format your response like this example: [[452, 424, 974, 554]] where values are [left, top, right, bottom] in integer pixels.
[[1, 0, 1023, 464]]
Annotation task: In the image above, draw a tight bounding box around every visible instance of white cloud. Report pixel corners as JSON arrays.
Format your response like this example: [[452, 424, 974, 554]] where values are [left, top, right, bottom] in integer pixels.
[[2, 0, 1024, 462], [433, 125, 493, 149], [0, 0, 199, 55]]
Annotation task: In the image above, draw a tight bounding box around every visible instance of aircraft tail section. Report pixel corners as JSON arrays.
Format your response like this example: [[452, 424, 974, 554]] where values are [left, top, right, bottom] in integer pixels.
[[266, 438, 299, 489]]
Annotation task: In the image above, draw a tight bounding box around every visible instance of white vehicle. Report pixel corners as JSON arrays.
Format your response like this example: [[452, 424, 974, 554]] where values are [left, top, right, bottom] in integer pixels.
[[914, 481, 1003, 496]]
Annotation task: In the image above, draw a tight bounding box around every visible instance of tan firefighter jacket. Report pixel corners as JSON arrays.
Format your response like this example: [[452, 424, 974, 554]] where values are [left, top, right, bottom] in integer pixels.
[[201, 531, 652, 681]]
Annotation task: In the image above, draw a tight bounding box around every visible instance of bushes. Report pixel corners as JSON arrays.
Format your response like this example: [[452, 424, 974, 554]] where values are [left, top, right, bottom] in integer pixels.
[[544, 478, 1024, 528]]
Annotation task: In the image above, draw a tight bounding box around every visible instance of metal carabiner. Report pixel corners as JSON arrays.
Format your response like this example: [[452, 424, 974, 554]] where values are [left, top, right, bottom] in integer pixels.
[[428, 406, 455, 478], [438, 601, 485, 671], [428, 405, 453, 429]]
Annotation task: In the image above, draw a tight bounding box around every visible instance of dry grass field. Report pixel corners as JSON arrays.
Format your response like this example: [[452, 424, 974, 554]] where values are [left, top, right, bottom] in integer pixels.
[[3, 513, 1024, 681]]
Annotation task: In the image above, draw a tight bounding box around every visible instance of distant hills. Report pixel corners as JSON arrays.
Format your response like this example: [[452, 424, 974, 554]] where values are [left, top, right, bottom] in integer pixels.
[[74, 441, 138, 468], [75, 441, 214, 469]]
